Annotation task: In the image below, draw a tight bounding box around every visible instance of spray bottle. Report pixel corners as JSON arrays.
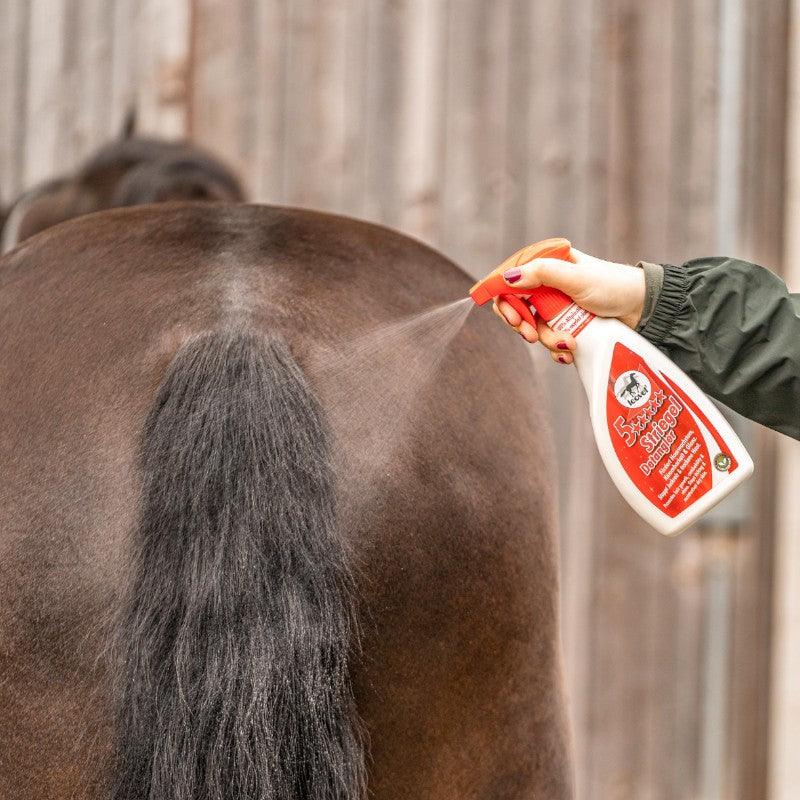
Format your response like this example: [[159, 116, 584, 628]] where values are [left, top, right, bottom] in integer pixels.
[[469, 238, 753, 536]]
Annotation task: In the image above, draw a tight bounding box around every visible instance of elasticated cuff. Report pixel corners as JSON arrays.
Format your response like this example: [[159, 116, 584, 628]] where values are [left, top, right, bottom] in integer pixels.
[[634, 261, 664, 330], [636, 262, 690, 346]]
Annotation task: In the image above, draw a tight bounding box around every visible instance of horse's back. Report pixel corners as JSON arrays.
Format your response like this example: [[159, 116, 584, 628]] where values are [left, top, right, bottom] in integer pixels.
[[0, 205, 572, 798]]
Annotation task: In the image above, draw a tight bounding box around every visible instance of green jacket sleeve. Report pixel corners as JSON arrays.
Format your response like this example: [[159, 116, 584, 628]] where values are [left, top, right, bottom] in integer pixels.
[[637, 257, 800, 440]]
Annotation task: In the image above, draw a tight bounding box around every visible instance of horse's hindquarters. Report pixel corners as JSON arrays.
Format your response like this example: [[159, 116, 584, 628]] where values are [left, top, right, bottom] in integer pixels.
[[0, 204, 573, 799], [332, 329, 574, 799]]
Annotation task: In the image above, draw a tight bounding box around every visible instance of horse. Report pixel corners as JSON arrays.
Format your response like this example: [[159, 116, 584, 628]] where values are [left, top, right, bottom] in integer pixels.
[[0, 202, 573, 799], [1, 125, 244, 253]]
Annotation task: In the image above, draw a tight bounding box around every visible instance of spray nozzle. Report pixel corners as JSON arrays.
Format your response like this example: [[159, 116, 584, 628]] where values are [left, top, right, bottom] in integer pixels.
[[469, 237, 576, 326]]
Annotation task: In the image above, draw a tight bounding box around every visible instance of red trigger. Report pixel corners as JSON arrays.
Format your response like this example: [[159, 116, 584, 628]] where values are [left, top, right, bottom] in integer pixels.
[[504, 295, 536, 327]]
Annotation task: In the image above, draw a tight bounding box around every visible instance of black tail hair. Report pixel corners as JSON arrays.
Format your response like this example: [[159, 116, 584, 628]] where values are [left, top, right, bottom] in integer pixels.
[[114, 330, 364, 800]]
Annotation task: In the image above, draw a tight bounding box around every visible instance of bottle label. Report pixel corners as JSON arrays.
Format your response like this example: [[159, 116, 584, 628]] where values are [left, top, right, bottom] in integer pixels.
[[548, 302, 595, 337], [605, 342, 739, 517]]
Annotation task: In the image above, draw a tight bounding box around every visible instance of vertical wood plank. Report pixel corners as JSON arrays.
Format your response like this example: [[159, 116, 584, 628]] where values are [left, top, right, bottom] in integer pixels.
[[77, 0, 116, 147], [59, 2, 81, 165], [23, 0, 67, 185], [248, 0, 290, 203], [771, 9, 800, 795], [440, 0, 515, 273], [728, 3, 786, 799], [362, 0, 405, 226], [59, 0, 116, 164], [499, 0, 533, 253], [396, 0, 448, 245], [110, 0, 137, 130], [667, 0, 719, 263], [190, 0, 249, 188], [670, 532, 706, 799], [338, 0, 369, 217], [525, 0, 595, 246], [582, 0, 614, 257], [281, 0, 352, 209], [134, 0, 191, 137], [0, 0, 31, 196]]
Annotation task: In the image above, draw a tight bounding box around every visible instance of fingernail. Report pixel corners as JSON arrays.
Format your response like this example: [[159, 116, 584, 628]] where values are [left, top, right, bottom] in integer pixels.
[[558, 356, 567, 364], [503, 267, 522, 284], [557, 342, 569, 350]]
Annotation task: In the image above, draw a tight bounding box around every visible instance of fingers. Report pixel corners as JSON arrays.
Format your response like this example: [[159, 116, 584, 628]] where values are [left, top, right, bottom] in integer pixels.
[[493, 298, 520, 327], [493, 299, 539, 343], [490, 254, 579, 361], [536, 317, 575, 364]]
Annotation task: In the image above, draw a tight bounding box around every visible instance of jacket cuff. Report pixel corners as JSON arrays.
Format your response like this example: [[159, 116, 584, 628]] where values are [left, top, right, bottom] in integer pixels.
[[637, 262, 690, 345], [634, 261, 664, 329]]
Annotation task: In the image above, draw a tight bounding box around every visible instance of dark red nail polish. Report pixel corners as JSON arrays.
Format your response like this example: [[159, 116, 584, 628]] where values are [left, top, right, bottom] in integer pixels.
[[557, 342, 569, 350], [503, 267, 522, 284], [558, 356, 567, 364]]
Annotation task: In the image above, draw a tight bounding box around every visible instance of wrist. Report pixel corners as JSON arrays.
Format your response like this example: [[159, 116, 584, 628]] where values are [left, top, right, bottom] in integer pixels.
[[615, 263, 647, 328]]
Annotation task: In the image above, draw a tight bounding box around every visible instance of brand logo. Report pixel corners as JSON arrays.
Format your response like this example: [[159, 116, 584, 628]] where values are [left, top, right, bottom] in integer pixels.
[[613, 370, 651, 408], [713, 452, 732, 471]]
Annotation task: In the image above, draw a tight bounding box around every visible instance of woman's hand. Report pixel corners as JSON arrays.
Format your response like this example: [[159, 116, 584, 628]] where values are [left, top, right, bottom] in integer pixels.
[[492, 247, 646, 365]]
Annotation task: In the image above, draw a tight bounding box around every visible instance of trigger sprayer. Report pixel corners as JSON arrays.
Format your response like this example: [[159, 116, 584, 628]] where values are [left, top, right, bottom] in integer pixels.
[[469, 238, 753, 536]]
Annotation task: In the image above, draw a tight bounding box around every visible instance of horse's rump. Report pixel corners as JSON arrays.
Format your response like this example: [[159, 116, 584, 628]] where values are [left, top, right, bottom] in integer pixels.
[[0, 204, 573, 799]]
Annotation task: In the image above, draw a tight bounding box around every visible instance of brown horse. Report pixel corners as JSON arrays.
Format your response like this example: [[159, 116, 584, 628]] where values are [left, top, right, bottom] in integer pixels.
[[0, 203, 573, 799]]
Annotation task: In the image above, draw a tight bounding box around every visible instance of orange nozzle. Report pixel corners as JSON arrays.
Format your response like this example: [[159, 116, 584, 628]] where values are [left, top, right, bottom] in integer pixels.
[[469, 237, 575, 326]]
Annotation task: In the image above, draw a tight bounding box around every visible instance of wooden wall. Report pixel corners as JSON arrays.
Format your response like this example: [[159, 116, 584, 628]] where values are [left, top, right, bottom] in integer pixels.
[[0, 1, 792, 797]]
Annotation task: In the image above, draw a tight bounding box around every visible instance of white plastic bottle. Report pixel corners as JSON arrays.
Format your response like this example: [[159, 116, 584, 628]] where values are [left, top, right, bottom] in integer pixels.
[[470, 238, 753, 536]]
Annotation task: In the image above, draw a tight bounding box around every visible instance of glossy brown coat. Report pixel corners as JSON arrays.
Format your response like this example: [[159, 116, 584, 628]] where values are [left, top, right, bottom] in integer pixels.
[[0, 204, 573, 798]]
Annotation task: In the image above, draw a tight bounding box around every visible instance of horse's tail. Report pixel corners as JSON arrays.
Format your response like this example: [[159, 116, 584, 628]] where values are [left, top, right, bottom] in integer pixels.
[[113, 330, 365, 800]]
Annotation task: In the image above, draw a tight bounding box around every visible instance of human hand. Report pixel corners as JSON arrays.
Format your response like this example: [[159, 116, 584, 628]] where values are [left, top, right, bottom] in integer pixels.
[[492, 247, 646, 365]]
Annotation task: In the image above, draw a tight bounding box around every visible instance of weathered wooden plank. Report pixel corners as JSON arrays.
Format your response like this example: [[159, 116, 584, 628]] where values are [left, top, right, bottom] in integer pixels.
[[497, 0, 533, 254], [281, 0, 350, 208], [338, 0, 370, 217], [110, 0, 137, 132], [441, 0, 517, 269], [23, 0, 67, 186], [0, 0, 31, 196], [396, 0, 448, 246], [72, 0, 115, 158], [245, 0, 290, 203], [362, 0, 405, 227], [726, 3, 787, 798], [59, 0, 83, 164], [771, 437, 800, 800], [526, 0, 594, 247], [582, 0, 614, 258], [668, 0, 719, 263], [189, 0, 250, 190], [770, 4, 800, 772], [739, 0, 790, 267], [133, 0, 190, 137], [669, 531, 707, 799]]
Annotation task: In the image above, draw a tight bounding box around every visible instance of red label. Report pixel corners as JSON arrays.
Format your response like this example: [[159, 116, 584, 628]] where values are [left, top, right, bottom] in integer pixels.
[[605, 343, 738, 517]]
